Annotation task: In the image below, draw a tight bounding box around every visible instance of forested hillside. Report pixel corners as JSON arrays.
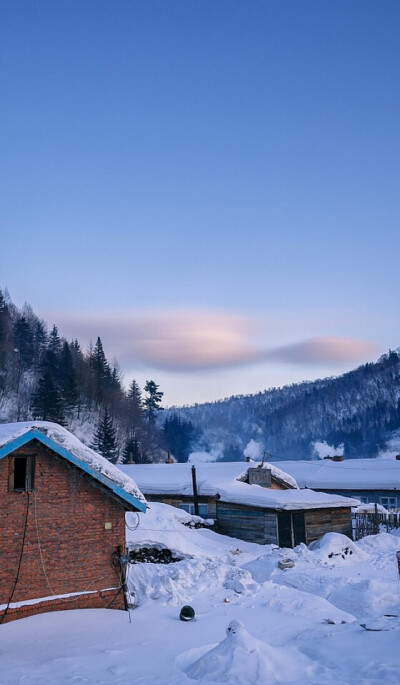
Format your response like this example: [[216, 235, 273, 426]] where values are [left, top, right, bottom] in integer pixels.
[[174, 350, 400, 460], [2, 288, 399, 463], [0, 289, 187, 463]]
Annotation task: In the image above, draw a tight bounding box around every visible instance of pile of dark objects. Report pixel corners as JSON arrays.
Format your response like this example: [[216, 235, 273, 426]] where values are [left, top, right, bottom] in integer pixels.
[[328, 546, 353, 560], [128, 546, 184, 564], [182, 516, 215, 529]]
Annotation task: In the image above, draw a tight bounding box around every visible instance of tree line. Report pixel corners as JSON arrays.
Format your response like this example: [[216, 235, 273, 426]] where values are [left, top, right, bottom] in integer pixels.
[[175, 348, 400, 459], [0, 289, 199, 463]]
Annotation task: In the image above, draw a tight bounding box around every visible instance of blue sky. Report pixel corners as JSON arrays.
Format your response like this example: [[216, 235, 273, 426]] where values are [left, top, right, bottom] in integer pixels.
[[1, 1, 399, 405]]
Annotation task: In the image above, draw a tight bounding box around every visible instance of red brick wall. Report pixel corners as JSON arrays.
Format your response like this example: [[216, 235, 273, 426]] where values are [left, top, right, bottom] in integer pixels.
[[0, 440, 128, 623]]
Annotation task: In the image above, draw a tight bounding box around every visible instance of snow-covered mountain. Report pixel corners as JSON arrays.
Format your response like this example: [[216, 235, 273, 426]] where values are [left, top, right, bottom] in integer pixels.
[[174, 350, 400, 460]]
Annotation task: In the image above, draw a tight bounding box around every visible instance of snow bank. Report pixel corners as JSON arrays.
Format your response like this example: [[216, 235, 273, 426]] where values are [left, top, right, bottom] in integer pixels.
[[2, 501, 400, 684], [184, 619, 313, 684], [307, 533, 368, 563]]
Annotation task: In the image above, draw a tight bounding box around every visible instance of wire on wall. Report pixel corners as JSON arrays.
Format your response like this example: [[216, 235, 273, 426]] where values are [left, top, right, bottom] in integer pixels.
[[0, 492, 30, 625]]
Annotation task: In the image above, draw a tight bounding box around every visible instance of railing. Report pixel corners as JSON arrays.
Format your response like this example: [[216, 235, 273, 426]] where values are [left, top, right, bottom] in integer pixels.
[[352, 509, 400, 540]]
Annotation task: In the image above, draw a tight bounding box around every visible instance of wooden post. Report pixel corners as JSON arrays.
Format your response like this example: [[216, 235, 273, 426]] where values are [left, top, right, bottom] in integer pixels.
[[191, 465, 199, 516], [374, 503, 379, 535]]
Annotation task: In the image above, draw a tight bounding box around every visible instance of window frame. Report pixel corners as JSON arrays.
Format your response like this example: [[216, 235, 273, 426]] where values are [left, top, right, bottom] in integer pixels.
[[178, 502, 209, 518], [379, 496, 397, 509], [8, 455, 35, 492]]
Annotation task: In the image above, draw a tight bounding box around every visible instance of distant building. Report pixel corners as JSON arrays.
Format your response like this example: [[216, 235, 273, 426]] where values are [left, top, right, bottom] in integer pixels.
[[0, 422, 145, 624], [272, 459, 400, 510], [119, 462, 358, 547]]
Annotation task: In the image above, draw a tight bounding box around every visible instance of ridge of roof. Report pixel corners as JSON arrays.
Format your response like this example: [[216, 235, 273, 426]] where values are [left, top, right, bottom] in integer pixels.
[[0, 421, 146, 512]]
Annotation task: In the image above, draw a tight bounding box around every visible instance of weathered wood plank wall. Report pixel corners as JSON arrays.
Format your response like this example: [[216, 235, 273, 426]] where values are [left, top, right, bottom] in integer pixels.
[[305, 507, 352, 543]]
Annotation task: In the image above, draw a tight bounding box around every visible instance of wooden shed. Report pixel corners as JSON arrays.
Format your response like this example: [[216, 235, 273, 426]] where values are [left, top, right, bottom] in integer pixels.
[[216, 501, 354, 547], [119, 461, 297, 519], [119, 461, 358, 546], [0, 422, 146, 624]]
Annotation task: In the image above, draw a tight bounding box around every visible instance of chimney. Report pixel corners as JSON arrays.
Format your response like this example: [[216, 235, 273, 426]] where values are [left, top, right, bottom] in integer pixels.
[[396, 454, 400, 461]]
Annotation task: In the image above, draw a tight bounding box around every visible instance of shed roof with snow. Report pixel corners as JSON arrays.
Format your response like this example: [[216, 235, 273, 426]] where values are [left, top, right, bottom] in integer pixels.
[[0, 421, 146, 512], [270, 459, 400, 492], [119, 462, 359, 511]]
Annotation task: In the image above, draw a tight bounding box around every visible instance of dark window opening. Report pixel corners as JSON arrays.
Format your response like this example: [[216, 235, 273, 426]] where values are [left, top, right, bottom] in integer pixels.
[[9, 456, 35, 491]]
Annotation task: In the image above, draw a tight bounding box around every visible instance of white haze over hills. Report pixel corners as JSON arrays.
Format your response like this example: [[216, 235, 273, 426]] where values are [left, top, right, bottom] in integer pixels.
[[174, 350, 400, 462]]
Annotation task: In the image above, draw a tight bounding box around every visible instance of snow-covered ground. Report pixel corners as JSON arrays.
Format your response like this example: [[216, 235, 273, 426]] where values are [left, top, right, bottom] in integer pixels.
[[1, 502, 400, 684]]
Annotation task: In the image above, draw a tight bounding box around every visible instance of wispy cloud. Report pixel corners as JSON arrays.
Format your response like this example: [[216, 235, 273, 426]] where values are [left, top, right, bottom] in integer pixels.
[[49, 310, 378, 373], [265, 337, 377, 365], [51, 310, 261, 371]]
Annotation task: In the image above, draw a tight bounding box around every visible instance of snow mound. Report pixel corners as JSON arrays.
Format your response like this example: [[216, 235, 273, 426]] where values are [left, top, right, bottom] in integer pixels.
[[307, 533, 368, 563], [184, 620, 313, 684]]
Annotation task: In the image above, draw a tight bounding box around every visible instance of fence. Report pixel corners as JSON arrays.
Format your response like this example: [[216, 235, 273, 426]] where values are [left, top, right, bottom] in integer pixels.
[[352, 508, 400, 540]]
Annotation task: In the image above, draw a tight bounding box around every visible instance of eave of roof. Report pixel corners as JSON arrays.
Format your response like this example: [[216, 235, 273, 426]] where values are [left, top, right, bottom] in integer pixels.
[[0, 428, 146, 513]]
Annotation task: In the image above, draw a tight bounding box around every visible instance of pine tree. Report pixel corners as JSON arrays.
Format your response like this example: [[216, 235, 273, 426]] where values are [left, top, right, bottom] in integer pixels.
[[0, 290, 11, 391], [32, 319, 47, 372], [90, 337, 111, 403], [91, 409, 119, 462], [122, 434, 142, 463], [48, 324, 62, 355], [13, 315, 34, 369], [163, 414, 199, 463], [144, 380, 163, 426], [31, 370, 65, 424], [58, 341, 79, 412], [40, 325, 63, 385], [70, 339, 85, 417], [127, 379, 143, 423]]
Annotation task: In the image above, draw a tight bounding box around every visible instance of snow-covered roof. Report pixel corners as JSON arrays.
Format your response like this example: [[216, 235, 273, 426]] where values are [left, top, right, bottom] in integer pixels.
[[0, 421, 146, 511], [271, 459, 400, 491], [119, 462, 359, 511]]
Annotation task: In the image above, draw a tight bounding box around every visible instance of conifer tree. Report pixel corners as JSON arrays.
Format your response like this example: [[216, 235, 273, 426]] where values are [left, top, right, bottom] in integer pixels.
[[32, 319, 47, 372], [31, 370, 65, 424], [59, 341, 79, 412], [48, 324, 62, 355], [0, 290, 11, 391], [122, 434, 142, 463], [90, 337, 111, 403], [127, 379, 143, 424], [40, 324, 63, 385], [163, 414, 199, 463], [91, 409, 119, 462], [144, 380, 163, 427], [13, 315, 34, 369]]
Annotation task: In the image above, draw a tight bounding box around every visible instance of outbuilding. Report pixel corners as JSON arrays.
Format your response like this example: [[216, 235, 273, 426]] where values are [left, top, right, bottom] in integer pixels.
[[0, 421, 146, 624], [271, 458, 400, 510], [119, 461, 358, 547]]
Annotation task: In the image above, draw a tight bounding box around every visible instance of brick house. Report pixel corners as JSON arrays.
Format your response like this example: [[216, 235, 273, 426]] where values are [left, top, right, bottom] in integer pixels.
[[0, 422, 146, 624]]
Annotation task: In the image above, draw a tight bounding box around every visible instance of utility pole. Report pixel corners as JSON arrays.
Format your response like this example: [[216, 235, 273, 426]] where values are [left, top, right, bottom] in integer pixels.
[[191, 465, 199, 516]]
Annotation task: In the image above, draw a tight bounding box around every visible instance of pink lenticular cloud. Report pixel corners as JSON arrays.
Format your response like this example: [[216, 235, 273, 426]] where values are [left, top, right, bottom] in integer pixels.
[[52, 310, 262, 371], [266, 337, 378, 365], [50, 310, 378, 372]]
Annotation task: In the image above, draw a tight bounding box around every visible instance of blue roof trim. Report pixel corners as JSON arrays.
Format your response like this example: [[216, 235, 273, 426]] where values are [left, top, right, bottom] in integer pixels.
[[0, 429, 146, 513]]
